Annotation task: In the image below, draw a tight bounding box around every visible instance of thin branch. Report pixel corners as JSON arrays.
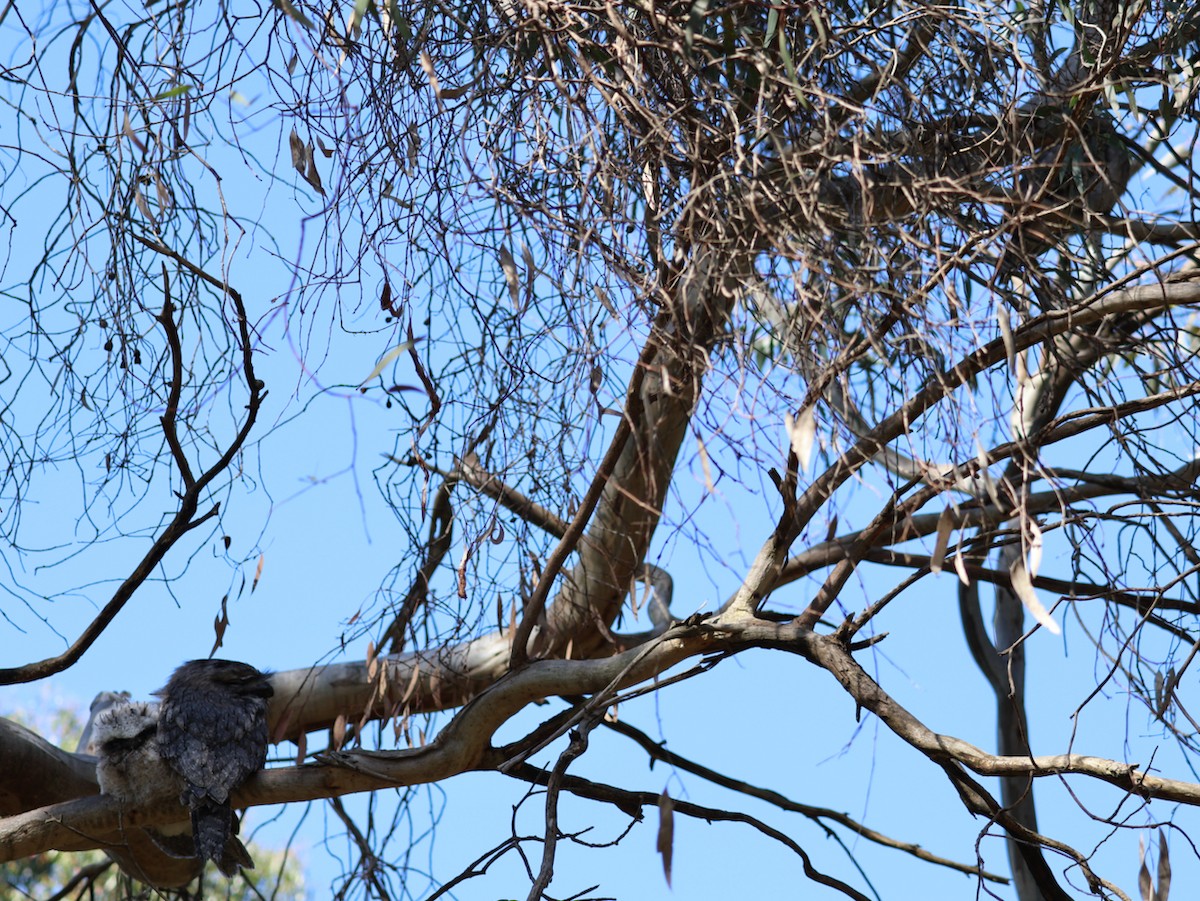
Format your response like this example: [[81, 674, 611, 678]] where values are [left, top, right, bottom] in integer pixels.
[[527, 720, 594, 901], [600, 717, 1008, 883], [329, 797, 394, 901], [500, 761, 875, 901]]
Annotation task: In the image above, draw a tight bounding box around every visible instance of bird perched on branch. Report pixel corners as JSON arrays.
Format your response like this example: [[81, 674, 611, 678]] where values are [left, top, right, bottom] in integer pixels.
[[92, 699, 223, 867], [94, 700, 181, 808], [154, 659, 273, 876]]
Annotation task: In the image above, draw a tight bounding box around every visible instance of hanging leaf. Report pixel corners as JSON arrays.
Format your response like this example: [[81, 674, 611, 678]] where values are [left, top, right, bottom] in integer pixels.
[[499, 245, 520, 310], [696, 433, 714, 492], [122, 111, 146, 152], [1157, 829, 1171, 901], [366, 640, 379, 681], [288, 128, 307, 173], [520, 242, 535, 305], [953, 552, 970, 586], [418, 50, 441, 96], [252, 553, 265, 593], [359, 339, 416, 386], [132, 183, 156, 228], [656, 790, 674, 887], [997, 306, 1015, 371], [1008, 554, 1059, 634], [180, 94, 192, 145], [1139, 835, 1153, 901], [1027, 518, 1043, 578], [304, 144, 325, 194], [210, 594, 230, 655], [930, 507, 954, 574], [152, 171, 171, 209], [785, 406, 816, 471], [595, 284, 618, 317]]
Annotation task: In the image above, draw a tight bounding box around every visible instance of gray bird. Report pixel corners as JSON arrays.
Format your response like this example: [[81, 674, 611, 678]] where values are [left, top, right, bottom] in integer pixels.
[[91, 700, 204, 864], [93, 700, 181, 806], [154, 659, 273, 876]]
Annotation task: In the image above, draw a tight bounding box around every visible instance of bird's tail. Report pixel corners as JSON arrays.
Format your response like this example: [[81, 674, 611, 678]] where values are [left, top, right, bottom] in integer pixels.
[[191, 802, 256, 876]]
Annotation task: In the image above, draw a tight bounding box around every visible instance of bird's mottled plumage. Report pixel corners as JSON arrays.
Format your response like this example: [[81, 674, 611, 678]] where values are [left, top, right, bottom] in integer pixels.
[[93, 701, 180, 807], [92, 700, 200, 862], [154, 659, 273, 876]]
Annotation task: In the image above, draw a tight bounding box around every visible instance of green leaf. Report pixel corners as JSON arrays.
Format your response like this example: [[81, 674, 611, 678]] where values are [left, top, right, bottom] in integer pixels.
[[153, 84, 193, 101], [275, 0, 315, 29]]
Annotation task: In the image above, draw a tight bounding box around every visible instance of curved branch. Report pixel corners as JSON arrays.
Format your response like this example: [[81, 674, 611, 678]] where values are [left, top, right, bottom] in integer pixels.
[[499, 761, 876, 901], [0, 259, 265, 685], [5, 620, 1200, 865], [0, 619, 726, 862], [601, 717, 1007, 883]]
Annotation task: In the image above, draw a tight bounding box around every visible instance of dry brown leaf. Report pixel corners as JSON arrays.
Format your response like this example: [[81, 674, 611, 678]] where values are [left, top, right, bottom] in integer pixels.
[[153, 171, 171, 210], [595, 285, 618, 317], [1140, 835, 1153, 901], [288, 128, 306, 173], [366, 640, 378, 681], [400, 662, 422, 705], [123, 111, 146, 152], [457, 545, 469, 599], [252, 552, 265, 593], [210, 594, 230, 656], [1158, 829, 1171, 901], [656, 790, 674, 887], [304, 146, 325, 195], [133, 183, 155, 227]]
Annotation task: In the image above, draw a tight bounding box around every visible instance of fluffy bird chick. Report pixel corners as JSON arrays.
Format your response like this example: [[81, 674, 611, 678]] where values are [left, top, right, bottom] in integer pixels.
[[154, 659, 273, 876], [92, 700, 200, 863], [94, 701, 180, 807]]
